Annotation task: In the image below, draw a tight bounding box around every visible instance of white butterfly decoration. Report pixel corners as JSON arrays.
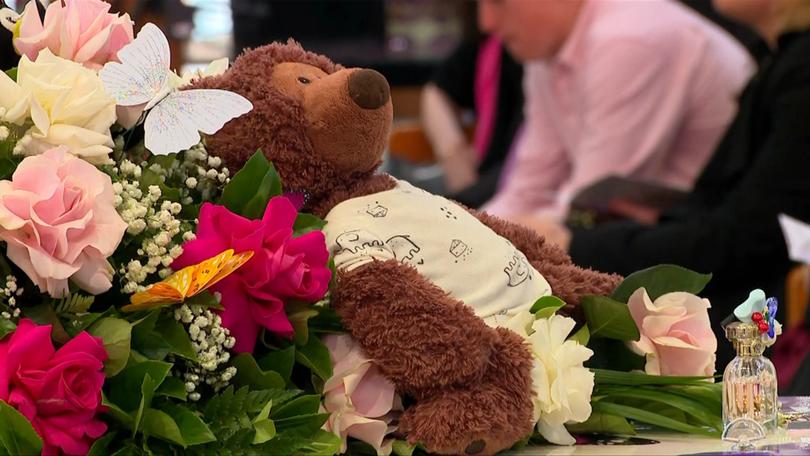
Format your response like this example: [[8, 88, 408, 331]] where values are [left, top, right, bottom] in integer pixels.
[[99, 23, 252, 155]]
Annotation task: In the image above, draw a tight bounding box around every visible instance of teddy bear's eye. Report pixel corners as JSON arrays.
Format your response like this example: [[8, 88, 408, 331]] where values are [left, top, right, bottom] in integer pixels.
[[298, 76, 311, 85]]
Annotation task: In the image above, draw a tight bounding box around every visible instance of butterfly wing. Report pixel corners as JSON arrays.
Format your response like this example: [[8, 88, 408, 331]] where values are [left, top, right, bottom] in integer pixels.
[[122, 282, 184, 312], [144, 89, 253, 155], [197, 250, 254, 294], [99, 22, 170, 107]]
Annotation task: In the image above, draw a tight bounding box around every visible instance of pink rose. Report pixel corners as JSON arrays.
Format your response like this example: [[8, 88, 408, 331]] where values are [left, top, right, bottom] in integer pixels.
[[13, 0, 133, 69], [322, 335, 402, 455], [0, 146, 127, 297], [0, 319, 108, 455], [627, 288, 718, 377], [173, 198, 331, 352]]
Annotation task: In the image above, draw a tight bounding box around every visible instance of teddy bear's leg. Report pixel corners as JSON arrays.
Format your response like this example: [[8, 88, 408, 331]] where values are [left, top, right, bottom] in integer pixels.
[[398, 328, 535, 455], [331, 259, 498, 392]]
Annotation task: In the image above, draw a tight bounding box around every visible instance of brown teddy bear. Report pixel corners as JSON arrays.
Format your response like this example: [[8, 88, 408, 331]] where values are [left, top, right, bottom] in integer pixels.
[[194, 41, 622, 455]]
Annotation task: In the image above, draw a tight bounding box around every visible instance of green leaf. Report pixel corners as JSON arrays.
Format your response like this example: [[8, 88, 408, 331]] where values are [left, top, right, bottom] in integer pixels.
[[4, 68, 17, 82], [289, 303, 319, 346], [258, 346, 296, 385], [530, 295, 566, 318], [297, 430, 342, 455], [87, 433, 116, 456], [155, 317, 196, 361], [252, 401, 276, 444], [565, 411, 636, 435], [568, 324, 590, 346], [593, 369, 715, 386], [55, 293, 95, 315], [242, 168, 283, 219], [130, 311, 171, 360], [0, 319, 15, 340], [293, 214, 327, 237], [156, 376, 188, 401], [581, 295, 640, 341], [0, 400, 42, 456], [108, 360, 172, 412], [220, 151, 282, 219], [232, 353, 287, 390], [611, 265, 712, 303], [22, 303, 70, 344], [141, 408, 186, 446], [102, 392, 134, 427], [161, 404, 217, 446], [139, 167, 181, 202], [307, 306, 344, 334], [597, 386, 721, 430], [295, 335, 333, 381], [273, 413, 330, 435], [392, 440, 417, 456], [134, 374, 158, 436], [271, 395, 322, 419], [89, 317, 132, 376], [591, 401, 719, 436]]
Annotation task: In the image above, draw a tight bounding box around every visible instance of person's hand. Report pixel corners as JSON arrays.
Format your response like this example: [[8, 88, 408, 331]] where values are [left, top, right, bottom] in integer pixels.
[[508, 214, 572, 251], [439, 142, 478, 194]]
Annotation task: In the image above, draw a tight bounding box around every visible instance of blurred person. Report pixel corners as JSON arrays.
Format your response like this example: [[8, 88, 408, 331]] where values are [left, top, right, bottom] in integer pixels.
[[479, 0, 753, 221], [421, 34, 523, 208], [524, 0, 810, 368]]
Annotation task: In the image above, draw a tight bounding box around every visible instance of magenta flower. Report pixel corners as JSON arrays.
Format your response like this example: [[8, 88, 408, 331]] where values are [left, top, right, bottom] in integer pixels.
[[173, 198, 331, 352], [0, 319, 108, 455]]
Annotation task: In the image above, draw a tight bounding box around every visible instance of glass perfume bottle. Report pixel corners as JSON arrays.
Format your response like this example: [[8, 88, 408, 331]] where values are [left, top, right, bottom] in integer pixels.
[[722, 322, 778, 436]]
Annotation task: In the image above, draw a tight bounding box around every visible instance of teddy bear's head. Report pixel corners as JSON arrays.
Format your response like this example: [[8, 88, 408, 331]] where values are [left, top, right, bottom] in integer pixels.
[[194, 40, 393, 203]]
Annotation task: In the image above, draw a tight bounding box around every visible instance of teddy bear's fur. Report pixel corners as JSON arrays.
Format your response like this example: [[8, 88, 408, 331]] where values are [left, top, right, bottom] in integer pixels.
[[194, 41, 622, 455]]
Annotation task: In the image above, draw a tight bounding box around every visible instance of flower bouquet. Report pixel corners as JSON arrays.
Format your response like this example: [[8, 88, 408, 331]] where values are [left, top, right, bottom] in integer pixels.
[[0, 2, 730, 455]]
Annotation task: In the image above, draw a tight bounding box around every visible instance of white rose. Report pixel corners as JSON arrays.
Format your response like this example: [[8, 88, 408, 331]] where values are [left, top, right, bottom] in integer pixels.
[[0, 50, 116, 163], [506, 312, 594, 445]]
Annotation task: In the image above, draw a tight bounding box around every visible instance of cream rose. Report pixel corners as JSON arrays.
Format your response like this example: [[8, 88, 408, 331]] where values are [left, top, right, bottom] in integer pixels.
[[506, 311, 594, 446], [627, 288, 717, 377], [0, 49, 116, 164]]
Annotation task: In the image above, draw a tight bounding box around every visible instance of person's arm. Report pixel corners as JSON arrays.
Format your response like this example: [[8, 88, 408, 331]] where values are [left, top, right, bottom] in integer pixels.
[[569, 73, 810, 288], [482, 64, 568, 218], [420, 83, 478, 193], [541, 38, 713, 220]]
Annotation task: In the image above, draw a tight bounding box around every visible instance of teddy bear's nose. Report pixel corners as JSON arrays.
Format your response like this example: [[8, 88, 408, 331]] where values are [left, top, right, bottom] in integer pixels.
[[348, 69, 390, 110]]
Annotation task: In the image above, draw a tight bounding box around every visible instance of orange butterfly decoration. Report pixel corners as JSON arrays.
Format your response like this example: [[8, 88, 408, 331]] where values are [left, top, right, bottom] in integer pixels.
[[121, 249, 254, 312]]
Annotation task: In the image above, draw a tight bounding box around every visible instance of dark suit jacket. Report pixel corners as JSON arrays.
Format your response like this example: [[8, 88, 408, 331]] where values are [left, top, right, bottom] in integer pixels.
[[569, 30, 810, 367]]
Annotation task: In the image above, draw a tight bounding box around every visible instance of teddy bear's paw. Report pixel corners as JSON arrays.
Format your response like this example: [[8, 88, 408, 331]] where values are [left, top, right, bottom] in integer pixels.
[[399, 388, 530, 456]]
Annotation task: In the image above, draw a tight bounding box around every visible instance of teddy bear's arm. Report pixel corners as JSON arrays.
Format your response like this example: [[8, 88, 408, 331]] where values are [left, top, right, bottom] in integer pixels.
[[467, 208, 623, 308], [331, 259, 497, 395]]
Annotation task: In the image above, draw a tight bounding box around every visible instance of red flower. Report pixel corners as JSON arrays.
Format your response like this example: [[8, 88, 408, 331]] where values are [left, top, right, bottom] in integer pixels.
[[173, 198, 331, 352], [0, 319, 108, 455]]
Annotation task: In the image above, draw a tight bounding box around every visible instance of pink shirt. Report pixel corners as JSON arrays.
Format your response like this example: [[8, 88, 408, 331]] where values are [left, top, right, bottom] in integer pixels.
[[484, 0, 753, 220]]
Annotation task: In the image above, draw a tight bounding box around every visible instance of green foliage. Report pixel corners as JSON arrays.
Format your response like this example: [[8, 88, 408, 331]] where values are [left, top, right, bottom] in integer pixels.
[[580, 295, 640, 341], [568, 324, 590, 346], [0, 319, 15, 340], [590, 369, 722, 437], [88, 317, 132, 376], [198, 386, 330, 454], [130, 311, 195, 362], [295, 334, 333, 382], [220, 151, 282, 219], [530, 295, 566, 318], [232, 354, 287, 390], [611, 264, 712, 303], [258, 346, 296, 385], [4, 68, 16, 82], [56, 293, 95, 315], [0, 400, 42, 456], [566, 412, 636, 435], [293, 214, 327, 237]]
